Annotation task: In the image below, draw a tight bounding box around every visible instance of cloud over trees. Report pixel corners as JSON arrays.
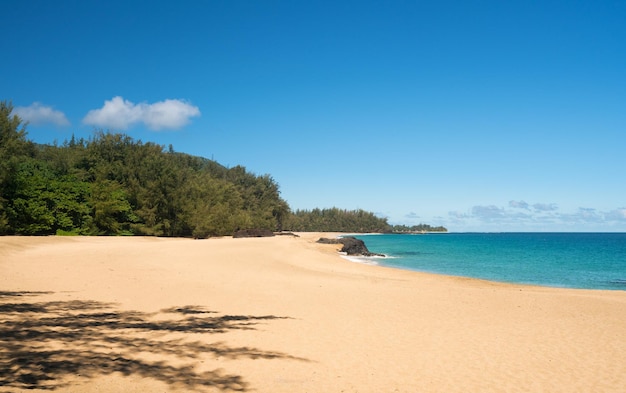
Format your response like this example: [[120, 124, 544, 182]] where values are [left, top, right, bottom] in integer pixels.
[[82, 96, 201, 130], [13, 97, 201, 132], [13, 103, 70, 127]]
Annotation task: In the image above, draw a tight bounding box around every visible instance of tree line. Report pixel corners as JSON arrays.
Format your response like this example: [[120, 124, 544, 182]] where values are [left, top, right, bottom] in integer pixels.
[[284, 208, 391, 233], [389, 224, 448, 233], [1, 101, 288, 237], [284, 208, 448, 233], [1, 101, 446, 237]]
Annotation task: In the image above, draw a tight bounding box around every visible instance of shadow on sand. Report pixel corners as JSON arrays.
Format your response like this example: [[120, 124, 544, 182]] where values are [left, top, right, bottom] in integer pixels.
[[0, 291, 305, 391]]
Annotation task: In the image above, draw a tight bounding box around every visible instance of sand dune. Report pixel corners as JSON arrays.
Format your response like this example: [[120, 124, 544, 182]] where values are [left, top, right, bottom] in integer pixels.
[[1, 234, 625, 392]]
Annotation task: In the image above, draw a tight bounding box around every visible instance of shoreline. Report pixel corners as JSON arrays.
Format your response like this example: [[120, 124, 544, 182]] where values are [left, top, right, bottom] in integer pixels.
[[348, 232, 626, 292], [2, 234, 626, 392]]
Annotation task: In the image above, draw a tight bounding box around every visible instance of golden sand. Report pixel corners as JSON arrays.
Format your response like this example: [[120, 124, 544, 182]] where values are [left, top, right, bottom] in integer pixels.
[[1, 234, 625, 392]]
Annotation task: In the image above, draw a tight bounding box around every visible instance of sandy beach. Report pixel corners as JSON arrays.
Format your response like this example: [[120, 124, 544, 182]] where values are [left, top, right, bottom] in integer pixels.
[[1, 234, 625, 392]]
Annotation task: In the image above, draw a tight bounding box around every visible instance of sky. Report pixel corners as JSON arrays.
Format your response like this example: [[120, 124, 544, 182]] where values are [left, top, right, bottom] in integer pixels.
[[2, 0, 625, 232]]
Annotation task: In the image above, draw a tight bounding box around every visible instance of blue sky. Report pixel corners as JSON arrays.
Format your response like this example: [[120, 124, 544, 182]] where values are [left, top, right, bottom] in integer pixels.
[[2, 0, 625, 231]]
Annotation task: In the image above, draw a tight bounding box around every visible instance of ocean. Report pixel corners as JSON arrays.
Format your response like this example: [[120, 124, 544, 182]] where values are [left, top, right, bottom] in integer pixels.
[[351, 233, 626, 290]]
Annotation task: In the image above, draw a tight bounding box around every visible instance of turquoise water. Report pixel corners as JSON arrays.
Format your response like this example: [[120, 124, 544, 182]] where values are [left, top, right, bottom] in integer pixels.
[[352, 233, 626, 290]]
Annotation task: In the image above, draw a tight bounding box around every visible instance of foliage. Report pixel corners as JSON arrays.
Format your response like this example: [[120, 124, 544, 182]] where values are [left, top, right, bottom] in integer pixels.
[[0, 101, 35, 234], [5, 159, 92, 235], [0, 99, 445, 237], [390, 224, 448, 233], [284, 207, 391, 233], [283, 208, 448, 233], [0, 101, 289, 237]]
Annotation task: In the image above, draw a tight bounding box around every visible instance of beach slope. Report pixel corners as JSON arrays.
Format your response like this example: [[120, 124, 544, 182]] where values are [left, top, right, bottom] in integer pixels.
[[1, 234, 625, 392]]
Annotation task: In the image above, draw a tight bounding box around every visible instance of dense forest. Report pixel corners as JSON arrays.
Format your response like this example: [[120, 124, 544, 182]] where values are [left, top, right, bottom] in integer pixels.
[[285, 208, 447, 233], [1, 101, 446, 237], [284, 208, 390, 233], [1, 101, 288, 237]]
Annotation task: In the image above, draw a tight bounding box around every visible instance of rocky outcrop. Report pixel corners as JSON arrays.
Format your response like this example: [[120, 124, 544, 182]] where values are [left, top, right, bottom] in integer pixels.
[[275, 232, 300, 237], [233, 229, 275, 238], [317, 236, 384, 257]]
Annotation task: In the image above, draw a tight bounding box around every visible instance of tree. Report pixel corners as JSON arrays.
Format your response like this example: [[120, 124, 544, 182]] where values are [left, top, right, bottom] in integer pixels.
[[0, 101, 34, 234], [0, 114, 292, 238], [284, 207, 391, 232], [88, 180, 136, 235], [0, 101, 32, 158], [184, 173, 250, 238]]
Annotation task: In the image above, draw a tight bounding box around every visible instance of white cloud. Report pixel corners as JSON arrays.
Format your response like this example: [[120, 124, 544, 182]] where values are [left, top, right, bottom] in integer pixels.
[[404, 212, 420, 219], [13, 102, 70, 127], [443, 200, 626, 231], [509, 200, 530, 209], [142, 99, 201, 130], [578, 208, 604, 222], [472, 205, 506, 221], [83, 96, 200, 131], [448, 211, 470, 219], [532, 203, 558, 212], [82, 96, 142, 130], [606, 208, 626, 221]]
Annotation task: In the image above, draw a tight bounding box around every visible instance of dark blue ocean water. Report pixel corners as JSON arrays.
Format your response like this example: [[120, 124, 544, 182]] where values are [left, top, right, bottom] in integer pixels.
[[353, 233, 626, 290]]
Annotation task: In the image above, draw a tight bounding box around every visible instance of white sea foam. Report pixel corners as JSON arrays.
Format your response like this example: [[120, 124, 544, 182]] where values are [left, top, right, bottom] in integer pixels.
[[340, 254, 379, 266], [339, 253, 393, 266]]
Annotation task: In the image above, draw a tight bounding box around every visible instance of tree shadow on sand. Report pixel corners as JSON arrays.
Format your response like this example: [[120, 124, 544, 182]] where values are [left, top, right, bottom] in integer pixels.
[[0, 291, 306, 391]]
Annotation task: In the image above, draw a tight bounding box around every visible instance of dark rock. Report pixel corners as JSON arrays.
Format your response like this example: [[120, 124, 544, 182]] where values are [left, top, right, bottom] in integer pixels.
[[317, 236, 384, 257], [275, 232, 300, 237], [316, 238, 340, 245], [233, 229, 275, 238]]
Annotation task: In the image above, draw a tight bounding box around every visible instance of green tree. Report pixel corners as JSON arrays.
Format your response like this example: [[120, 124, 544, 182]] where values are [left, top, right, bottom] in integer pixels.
[[7, 159, 56, 235], [0, 113, 292, 238], [284, 207, 391, 233], [184, 173, 250, 238], [5, 159, 92, 235], [0, 102, 35, 234], [89, 180, 136, 235]]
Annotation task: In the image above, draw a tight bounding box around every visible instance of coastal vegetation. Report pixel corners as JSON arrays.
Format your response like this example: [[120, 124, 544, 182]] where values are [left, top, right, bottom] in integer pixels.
[[283, 208, 447, 233], [389, 224, 448, 233], [0, 101, 446, 237], [284, 208, 390, 233], [1, 101, 287, 237]]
